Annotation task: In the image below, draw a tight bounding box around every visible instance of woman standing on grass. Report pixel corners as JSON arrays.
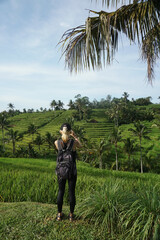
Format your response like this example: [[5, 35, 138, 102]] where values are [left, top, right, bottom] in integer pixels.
[[54, 123, 81, 222]]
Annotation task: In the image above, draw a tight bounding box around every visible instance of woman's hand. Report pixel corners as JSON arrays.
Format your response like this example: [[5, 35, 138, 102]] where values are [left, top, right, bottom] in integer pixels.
[[70, 130, 76, 138]]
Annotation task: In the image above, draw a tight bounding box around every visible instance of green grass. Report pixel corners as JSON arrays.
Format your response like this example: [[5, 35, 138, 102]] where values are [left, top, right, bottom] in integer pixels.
[[1, 157, 160, 239], [0, 202, 99, 240]]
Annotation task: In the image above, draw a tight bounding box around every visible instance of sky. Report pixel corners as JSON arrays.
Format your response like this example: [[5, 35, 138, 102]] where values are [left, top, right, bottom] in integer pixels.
[[0, 0, 160, 112]]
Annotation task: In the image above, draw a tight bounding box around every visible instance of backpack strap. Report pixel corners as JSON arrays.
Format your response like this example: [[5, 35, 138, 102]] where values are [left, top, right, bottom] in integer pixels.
[[66, 139, 74, 151], [57, 139, 63, 151], [57, 139, 74, 152]]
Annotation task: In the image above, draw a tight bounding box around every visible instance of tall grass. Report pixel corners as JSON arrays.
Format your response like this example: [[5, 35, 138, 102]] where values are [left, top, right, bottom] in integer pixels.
[[76, 180, 160, 240], [1, 157, 160, 239]]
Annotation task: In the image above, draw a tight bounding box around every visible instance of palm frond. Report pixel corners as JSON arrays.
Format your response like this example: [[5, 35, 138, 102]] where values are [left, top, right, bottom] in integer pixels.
[[59, 0, 160, 82], [93, 0, 136, 7], [141, 23, 160, 81]]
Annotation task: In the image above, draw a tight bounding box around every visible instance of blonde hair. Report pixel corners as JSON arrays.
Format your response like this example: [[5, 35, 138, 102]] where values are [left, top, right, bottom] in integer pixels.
[[61, 126, 70, 142]]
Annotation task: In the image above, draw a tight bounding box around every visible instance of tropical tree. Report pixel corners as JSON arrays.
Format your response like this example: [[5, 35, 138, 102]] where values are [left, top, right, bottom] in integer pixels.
[[0, 113, 10, 151], [108, 126, 122, 170], [122, 92, 129, 108], [59, 0, 160, 83], [106, 102, 121, 126], [65, 116, 75, 127], [27, 124, 38, 142], [95, 139, 110, 169], [33, 134, 44, 151], [45, 132, 56, 151], [57, 100, 64, 110], [74, 94, 90, 120], [6, 129, 23, 154], [68, 99, 76, 109], [72, 125, 87, 143], [129, 121, 150, 173], [27, 143, 37, 158], [123, 137, 137, 169], [152, 114, 160, 129], [8, 103, 15, 111]]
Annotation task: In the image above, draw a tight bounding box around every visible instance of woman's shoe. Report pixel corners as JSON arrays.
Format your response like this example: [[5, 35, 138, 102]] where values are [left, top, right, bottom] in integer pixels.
[[56, 212, 63, 221], [69, 213, 73, 222]]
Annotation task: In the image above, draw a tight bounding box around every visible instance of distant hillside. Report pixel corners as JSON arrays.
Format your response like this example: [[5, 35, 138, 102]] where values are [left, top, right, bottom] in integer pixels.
[[0, 106, 160, 172]]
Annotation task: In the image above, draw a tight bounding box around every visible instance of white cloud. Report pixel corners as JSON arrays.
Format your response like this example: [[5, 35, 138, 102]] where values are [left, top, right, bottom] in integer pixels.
[[0, 0, 159, 112]]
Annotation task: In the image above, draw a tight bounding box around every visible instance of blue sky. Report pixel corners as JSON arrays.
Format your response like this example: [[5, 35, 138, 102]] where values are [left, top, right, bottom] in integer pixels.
[[0, 0, 160, 111]]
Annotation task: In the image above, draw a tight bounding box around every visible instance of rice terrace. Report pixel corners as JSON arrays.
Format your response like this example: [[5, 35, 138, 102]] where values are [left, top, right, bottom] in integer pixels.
[[0, 94, 160, 239]]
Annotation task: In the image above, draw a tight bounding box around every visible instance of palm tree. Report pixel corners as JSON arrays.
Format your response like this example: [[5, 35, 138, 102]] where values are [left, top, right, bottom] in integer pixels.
[[59, 0, 160, 83], [65, 116, 75, 127], [109, 126, 122, 170], [123, 137, 137, 169], [72, 125, 87, 143], [68, 100, 75, 109], [45, 132, 56, 150], [57, 100, 64, 110], [33, 134, 44, 151], [27, 124, 38, 142], [8, 103, 15, 110], [6, 129, 23, 154], [0, 113, 10, 151], [106, 102, 121, 126], [152, 114, 160, 129], [95, 139, 110, 169], [129, 121, 150, 173], [122, 92, 129, 108]]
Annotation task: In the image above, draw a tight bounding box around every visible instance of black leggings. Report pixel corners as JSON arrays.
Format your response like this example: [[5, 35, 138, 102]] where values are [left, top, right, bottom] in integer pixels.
[[57, 175, 77, 213]]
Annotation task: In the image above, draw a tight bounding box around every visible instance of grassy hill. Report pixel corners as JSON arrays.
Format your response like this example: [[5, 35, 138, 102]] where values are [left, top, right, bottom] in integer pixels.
[[1, 108, 160, 172], [1, 157, 160, 239], [3, 108, 160, 144], [1, 109, 115, 151]]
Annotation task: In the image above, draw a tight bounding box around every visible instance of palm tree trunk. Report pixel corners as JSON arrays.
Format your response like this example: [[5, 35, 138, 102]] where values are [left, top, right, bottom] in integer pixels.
[[140, 138, 143, 173], [2, 127, 5, 151], [99, 155, 103, 169], [115, 143, 118, 171], [13, 141, 15, 155], [128, 154, 131, 170]]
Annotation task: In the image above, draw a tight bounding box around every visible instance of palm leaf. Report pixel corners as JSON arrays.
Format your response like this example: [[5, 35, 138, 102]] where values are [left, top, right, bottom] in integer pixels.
[[59, 0, 160, 82], [141, 23, 160, 81]]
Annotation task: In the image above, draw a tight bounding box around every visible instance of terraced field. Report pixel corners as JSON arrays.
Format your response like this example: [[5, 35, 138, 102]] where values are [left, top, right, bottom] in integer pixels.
[[4, 109, 113, 143], [1, 109, 160, 161]]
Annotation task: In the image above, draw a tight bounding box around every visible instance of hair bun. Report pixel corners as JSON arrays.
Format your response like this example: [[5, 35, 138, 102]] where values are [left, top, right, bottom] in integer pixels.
[[60, 123, 71, 131]]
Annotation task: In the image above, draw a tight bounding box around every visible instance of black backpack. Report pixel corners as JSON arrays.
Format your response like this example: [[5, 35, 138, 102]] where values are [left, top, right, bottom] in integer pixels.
[[56, 139, 74, 180]]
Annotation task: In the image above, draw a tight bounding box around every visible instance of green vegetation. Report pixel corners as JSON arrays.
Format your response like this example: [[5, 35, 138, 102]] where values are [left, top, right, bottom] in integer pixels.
[[1, 157, 160, 239], [0, 93, 160, 174], [59, 0, 160, 83]]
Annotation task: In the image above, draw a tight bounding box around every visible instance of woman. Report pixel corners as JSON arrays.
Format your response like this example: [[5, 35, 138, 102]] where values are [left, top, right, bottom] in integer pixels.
[[55, 123, 81, 221]]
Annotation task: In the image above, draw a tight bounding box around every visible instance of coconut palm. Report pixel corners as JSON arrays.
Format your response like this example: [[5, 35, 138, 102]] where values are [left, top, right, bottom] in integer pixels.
[[33, 134, 44, 152], [95, 139, 110, 169], [8, 103, 15, 110], [27, 123, 38, 142], [6, 129, 23, 155], [72, 125, 87, 143], [59, 0, 160, 82], [50, 100, 57, 110], [122, 92, 129, 108], [0, 113, 10, 151], [65, 116, 75, 127], [57, 100, 64, 110], [123, 137, 137, 169], [129, 121, 150, 173], [109, 126, 122, 170], [68, 99, 76, 109], [45, 132, 56, 150], [106, 102, 121, 126]]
